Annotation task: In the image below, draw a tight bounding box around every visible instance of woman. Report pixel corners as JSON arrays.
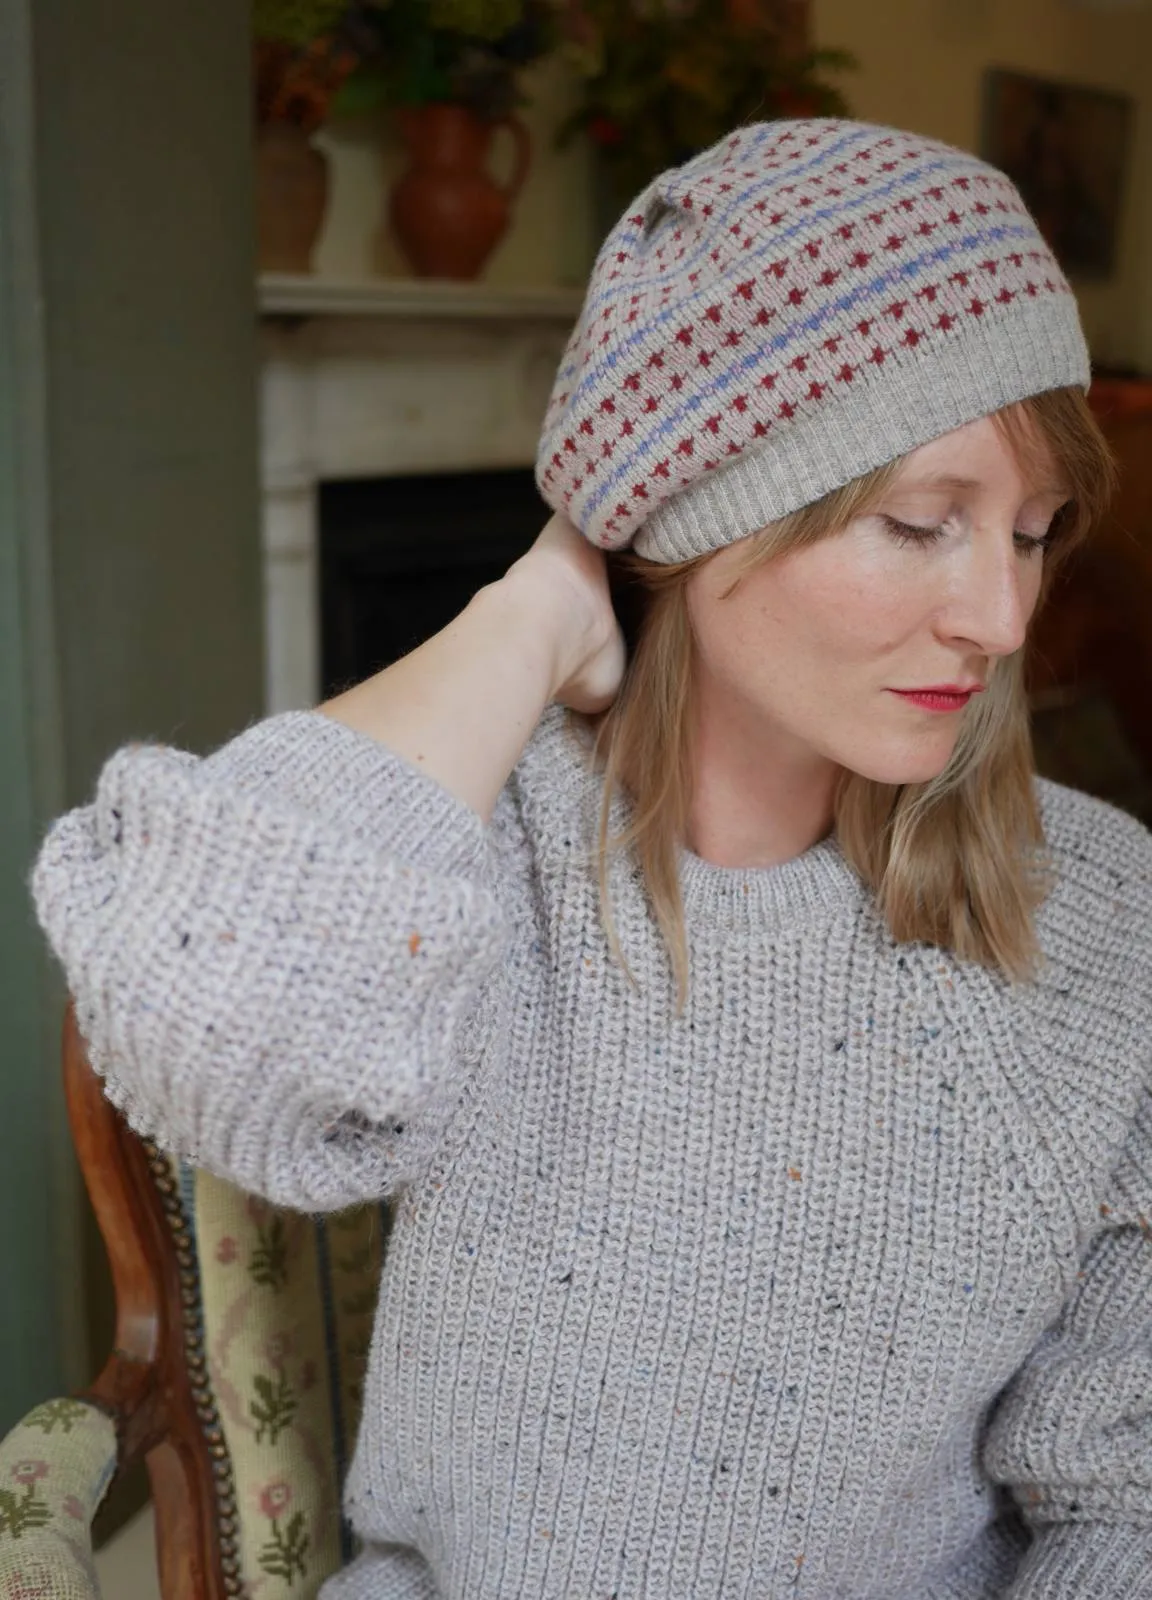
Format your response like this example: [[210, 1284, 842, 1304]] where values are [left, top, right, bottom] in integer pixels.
[[34, 121, 1151, 1598]]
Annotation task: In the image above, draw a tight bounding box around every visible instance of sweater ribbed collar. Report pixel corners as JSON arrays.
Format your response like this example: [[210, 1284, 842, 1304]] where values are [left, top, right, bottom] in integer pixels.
[[677, 833, 863, 931]]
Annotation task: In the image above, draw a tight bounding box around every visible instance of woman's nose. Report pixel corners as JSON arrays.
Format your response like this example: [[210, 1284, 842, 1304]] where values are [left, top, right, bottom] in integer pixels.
[[941, 533, 1034, 659]]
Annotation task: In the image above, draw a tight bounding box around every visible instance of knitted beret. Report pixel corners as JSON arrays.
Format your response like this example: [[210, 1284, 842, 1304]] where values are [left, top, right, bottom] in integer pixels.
[[536, 118, 1090, 564]]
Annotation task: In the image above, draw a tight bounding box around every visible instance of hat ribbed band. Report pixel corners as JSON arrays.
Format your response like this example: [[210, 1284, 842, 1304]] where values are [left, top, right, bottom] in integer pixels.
[[633, 294, 1088, 563]]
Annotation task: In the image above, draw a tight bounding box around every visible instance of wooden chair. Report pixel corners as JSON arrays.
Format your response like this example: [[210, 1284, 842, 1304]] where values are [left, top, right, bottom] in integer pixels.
[[0, 1009, 386, 1600]]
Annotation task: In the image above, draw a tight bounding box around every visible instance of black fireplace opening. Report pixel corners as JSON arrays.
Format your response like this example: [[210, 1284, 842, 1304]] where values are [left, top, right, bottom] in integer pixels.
[[320, 466, 547, 699]]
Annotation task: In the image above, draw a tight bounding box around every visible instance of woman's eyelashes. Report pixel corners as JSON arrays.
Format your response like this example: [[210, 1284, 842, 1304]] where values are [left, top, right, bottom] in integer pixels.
[[879, 514, 947, 549], [879, 514, 1055, 557]]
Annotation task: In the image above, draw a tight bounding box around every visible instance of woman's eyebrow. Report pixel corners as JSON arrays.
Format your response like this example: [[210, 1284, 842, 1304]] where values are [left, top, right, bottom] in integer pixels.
[[898, 472, 1070, 496]]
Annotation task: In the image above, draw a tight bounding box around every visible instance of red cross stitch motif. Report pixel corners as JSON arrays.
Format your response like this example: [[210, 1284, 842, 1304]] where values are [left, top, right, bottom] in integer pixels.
[[538, 127, 1080, 552]]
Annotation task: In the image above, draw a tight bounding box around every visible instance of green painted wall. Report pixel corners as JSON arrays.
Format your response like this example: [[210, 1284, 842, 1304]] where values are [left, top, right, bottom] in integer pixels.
[[0, 0, 264, 1431], [32, 0, 265, 800], [0, 0, 79, 1435]]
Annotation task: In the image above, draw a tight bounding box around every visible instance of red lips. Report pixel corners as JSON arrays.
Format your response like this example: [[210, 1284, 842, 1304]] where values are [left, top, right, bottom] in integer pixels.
[[890, 685, 983, 712]]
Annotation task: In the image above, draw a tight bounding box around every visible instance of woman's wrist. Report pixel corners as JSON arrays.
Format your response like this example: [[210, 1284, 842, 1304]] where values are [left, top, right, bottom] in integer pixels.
[[487, 562, 606, 706]]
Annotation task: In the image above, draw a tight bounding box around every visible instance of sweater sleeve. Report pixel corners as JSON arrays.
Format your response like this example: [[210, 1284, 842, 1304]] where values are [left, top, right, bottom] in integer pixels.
[[31, 711, 515, 1212], [982, 1080, 1152, 1599]]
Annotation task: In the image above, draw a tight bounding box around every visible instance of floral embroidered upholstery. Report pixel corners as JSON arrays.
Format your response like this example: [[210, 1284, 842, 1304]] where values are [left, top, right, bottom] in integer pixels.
[[163, 1156, 386, 1598], [0, 1155, 386, 1600], [0, 1397, 117, 1600]]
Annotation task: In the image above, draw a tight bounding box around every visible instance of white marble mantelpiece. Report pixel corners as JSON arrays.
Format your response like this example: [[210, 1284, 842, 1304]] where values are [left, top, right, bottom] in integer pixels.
[[258, 274, 583, 712]]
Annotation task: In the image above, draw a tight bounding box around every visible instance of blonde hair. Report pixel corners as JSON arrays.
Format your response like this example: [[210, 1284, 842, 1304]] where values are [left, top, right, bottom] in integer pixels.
[[588, 387, 1117, 1007]]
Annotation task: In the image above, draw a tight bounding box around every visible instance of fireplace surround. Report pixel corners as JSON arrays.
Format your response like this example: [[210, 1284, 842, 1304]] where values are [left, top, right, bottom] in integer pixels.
[[258, 274, 582, 713]]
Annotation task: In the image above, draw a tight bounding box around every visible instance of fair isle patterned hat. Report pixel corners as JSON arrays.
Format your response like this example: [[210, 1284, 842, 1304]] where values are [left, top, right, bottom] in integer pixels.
[[536, 119, 1090, 564]]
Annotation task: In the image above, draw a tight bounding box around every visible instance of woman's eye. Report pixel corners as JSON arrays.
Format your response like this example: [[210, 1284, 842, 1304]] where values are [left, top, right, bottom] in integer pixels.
[[881, 515, 946, 547], [1013, 529, 1055, 558], [881, 515, 1057, 557]]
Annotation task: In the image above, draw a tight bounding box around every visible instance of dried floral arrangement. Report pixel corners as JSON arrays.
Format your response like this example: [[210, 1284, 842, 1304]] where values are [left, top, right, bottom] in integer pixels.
[[334, 0, 559, 122], [253, 0, 365, 133], [558, 0, 854, 199]]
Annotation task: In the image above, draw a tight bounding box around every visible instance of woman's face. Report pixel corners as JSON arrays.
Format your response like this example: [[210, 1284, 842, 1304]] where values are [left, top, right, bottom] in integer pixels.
[[685, 412, 1069, 788]]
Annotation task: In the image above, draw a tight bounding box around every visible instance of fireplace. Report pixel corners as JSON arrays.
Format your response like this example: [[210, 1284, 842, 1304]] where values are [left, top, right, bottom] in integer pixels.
[[319, 467, 545, 697], [258, 276, 582, 713]]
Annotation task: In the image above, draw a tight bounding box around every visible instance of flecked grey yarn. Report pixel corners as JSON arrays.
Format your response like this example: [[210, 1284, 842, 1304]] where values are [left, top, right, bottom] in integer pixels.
[[31, 707, 1152, 1597]]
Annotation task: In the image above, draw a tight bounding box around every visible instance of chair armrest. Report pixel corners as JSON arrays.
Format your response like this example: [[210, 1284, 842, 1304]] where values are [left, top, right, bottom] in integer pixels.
[[59, 1006, 232, 1600], [0, 1395, 118, 1599]]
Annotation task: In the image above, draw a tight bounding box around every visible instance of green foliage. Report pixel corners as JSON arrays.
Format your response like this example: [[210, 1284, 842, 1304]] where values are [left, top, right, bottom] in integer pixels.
[[249, 1214, 290, 1291], [333, 0, 557, 119], [559, 0, 855, 201], [254, 2, 366, 130], [428, 0, 525, 37], [0, 1485, 52, 1540], [250, 1368, 299, 1445], [258, 1509, 311, 1584], [21, 1398, 91, 1435], [254, 0, 349, 48]]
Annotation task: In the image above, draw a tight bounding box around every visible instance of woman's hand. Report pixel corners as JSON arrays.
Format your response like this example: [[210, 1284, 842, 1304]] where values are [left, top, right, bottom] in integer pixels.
[[320, 512, 627, 821], [501, 513, 627, 714]]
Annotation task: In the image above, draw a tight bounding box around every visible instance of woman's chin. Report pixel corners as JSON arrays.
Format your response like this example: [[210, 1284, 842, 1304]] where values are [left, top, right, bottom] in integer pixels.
[[837, 734, 960, 788]]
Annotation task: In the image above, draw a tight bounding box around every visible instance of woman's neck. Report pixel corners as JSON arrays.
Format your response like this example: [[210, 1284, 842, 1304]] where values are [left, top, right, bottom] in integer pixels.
[[686, 693, 839, 870]]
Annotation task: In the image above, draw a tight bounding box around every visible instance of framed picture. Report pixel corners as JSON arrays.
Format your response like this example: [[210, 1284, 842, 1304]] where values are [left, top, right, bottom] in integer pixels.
[[981, 68, 1133, 279]]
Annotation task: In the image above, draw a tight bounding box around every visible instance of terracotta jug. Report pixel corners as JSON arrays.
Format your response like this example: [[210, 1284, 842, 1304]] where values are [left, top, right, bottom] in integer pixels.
[[256, 121, 329, 274], [389, 103, 532, 280]]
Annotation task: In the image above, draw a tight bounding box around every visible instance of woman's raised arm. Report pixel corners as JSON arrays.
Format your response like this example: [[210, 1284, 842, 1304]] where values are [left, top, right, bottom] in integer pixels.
[[29, 515, 622, 1213]]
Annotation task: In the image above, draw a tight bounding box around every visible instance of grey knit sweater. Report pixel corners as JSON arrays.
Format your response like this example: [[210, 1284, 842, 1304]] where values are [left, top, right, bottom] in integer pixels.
[[32, 706, 1152, 1599]]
